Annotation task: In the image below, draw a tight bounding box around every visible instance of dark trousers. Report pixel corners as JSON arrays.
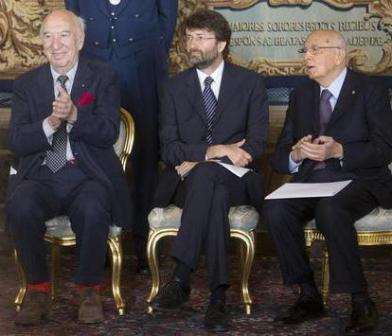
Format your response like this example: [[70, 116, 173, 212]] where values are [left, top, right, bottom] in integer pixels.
[[6, 164, 111, 285], [263, 180, 378, 293], [171, 162, 249, 291]]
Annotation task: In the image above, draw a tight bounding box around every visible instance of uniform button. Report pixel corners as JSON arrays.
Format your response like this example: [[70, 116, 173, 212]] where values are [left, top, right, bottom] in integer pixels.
[[111, 25, 115, 29], [114, 17, 118, 20], [134, 13, 140, 18], [88, 17, 95, 21], [94, 41, 100, 45], [112, 38, 117, 43], [128, 37, 133, 42], [111, 12, 115, 16]]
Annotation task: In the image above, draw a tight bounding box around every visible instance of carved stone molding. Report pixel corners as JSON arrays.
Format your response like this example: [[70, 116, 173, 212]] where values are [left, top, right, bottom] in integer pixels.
[[1, 0, 392, 78], [199, 0, 392, 75]]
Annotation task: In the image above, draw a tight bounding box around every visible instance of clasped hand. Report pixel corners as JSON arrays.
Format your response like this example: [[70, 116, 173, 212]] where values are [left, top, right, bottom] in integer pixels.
[[175, 139, 252, 179], [206, 139, 252, 167], [291, 135, 343, 162], [48, 84, 77, 129]]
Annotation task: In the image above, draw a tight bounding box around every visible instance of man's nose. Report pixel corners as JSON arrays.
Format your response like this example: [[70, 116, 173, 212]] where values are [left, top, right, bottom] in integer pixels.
[[51, 36, 62, 49]]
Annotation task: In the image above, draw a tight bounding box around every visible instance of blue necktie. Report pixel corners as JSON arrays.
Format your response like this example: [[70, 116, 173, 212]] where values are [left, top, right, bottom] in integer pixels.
[[46, 75, 68, 173], [202, 76, 217, 144]]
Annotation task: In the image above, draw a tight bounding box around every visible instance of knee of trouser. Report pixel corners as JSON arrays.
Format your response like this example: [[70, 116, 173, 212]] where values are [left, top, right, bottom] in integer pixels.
[[186, 161, 221, 185], [315, 198, 350, 233], [212, 184, 230, 205], [6, 195, 45, 229]]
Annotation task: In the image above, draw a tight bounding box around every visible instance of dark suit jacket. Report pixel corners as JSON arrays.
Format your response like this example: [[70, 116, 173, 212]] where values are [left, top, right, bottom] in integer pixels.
[[271, 69, 392, 208], [7, 58, 132, 228], [155, 63, 269, 211]]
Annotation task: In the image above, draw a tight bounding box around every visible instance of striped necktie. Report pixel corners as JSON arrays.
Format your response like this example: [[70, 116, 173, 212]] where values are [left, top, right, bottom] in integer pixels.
[[46, 75, 68, 173], [202, 76, 217, 144]]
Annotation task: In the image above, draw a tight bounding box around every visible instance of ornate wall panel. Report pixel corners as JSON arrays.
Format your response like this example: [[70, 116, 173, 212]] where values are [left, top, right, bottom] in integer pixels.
[[1, 0, 392, 78], [0, 1, 64, 79], [203, 0, 392, 76]]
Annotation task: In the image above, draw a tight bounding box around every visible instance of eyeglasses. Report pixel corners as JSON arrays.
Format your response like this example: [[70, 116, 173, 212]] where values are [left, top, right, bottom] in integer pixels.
[[184, 35, 217, 43], [298, 46, 341, 55]]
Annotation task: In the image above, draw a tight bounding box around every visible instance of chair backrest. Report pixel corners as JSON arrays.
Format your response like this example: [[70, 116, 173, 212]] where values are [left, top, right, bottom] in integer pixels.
[[113, 107, 135, 172]]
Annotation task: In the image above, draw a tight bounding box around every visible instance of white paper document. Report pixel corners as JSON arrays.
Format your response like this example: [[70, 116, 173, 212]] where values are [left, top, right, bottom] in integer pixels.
[[265, 180, 352, 199], [217, 162, 250, 178]]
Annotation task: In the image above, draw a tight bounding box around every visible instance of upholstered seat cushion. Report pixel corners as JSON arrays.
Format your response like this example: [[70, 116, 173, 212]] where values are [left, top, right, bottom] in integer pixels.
[[148, 205, 259, 231], [45, 216, 122, 239], [305, 207, 392, 232]]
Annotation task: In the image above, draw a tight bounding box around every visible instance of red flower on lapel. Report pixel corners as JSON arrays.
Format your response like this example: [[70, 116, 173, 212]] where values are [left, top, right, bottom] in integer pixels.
[[78, 91, 95, 106]]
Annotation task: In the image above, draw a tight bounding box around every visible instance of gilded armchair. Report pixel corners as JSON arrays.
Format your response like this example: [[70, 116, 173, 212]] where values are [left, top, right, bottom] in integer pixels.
[[146, 204, 259, 315], [13, 107, 135, 315]]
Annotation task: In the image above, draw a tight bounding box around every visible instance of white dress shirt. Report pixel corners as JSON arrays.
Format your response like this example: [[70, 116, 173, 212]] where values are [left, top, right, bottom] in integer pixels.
[[288, 67, 347, 172], [196, 60, 224, 100]]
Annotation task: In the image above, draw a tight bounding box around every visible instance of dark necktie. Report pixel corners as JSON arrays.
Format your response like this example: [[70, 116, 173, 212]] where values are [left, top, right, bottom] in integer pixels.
[[46, 75, 68, 173], [319, 89, 333, 135], [314, 89, 333, 170], [202, 76, 217, 144]]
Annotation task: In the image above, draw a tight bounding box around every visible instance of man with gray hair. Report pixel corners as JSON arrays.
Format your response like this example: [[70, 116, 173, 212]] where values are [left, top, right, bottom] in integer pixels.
[[7, 9, 130, 325], [264, 30, 392, 333]]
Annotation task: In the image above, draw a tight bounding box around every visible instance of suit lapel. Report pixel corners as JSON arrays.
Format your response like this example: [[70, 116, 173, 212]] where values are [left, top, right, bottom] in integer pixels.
[[327, 70, 355, 129], [185, 69, 207, 125], [35, 65, 55, 119], [311, 83, 321, 134], [71, 59, 94, 104], [213, 64, 238, 125]]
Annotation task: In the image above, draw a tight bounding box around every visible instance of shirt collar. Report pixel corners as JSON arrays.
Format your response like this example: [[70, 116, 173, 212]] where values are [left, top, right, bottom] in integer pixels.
[[50, 62, 78, 94], [196, 60, 225, 92], [320, 67, 347, 99]]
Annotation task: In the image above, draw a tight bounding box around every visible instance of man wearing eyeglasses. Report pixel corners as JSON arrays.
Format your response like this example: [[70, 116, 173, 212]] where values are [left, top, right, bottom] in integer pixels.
[[264, 30, 392, 333], [150, 9, 268, 332]]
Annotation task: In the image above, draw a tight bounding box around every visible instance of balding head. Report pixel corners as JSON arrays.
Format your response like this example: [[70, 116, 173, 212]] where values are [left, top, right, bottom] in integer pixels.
[[40, 9, 85, 74], [306, 30, 346, 51], [302, 30, 347, 87]]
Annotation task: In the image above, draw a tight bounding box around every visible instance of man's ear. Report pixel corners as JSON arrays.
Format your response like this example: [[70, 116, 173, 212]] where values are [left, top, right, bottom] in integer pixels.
[[77, 32, 85, 51], [217, 41, 226, 54]]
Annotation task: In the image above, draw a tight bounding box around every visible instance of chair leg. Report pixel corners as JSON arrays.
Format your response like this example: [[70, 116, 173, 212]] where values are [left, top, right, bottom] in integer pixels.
[[146, 230, 162, 311], [321, 245, 330, 305], [108, 236, 126, 315], [231, 230, 255, 315], [14, 249, 27, 312], [50, 243, 60, 300]]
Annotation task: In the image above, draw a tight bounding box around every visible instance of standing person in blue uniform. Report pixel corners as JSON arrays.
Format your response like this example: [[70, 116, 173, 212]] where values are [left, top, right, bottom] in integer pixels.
[[65, 0, 178, 273]]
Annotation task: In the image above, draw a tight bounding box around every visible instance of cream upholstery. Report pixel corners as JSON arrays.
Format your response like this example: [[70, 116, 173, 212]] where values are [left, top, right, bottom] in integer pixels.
[[146, 204, 259, 315], [305, 207, 392, 232], [45, 216, 122, 239], [14, 108, 134, 315]]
